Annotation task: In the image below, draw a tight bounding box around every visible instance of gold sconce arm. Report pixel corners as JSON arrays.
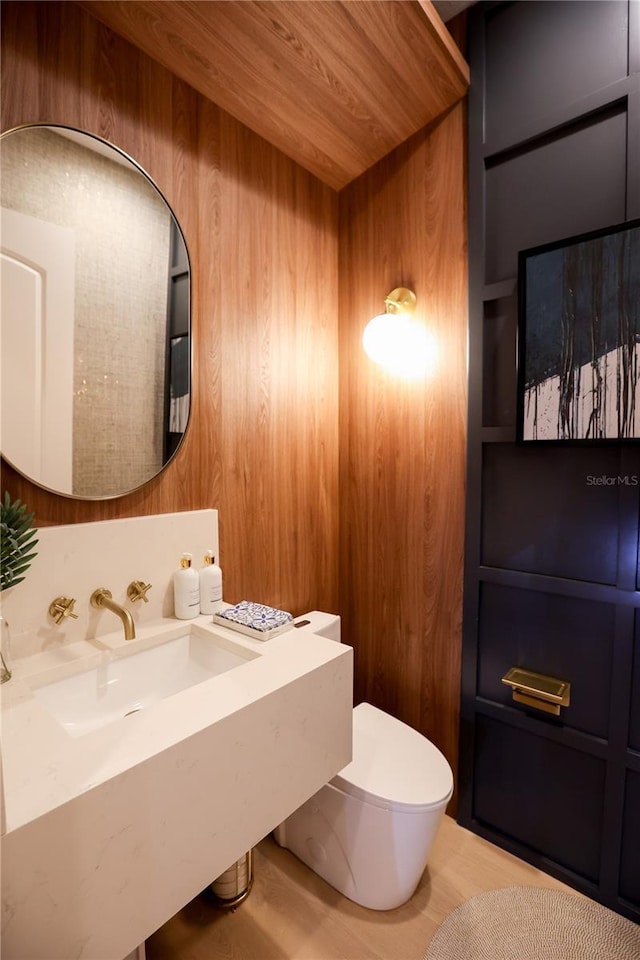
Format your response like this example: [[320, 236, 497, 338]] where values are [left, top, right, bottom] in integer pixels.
[[383, 287, 417, 314], [501, 667, 571, 716], [48, 596, 79, 625], [126, 580, 152, 603]]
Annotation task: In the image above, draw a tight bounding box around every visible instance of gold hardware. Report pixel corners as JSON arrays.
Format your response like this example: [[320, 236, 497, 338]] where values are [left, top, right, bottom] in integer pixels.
[[1, 618, 12, 684], [501, 667, 571, 716], [126, 580, 152, 603], [0, 652, 11, 684], [48, 596, 79, 625], [383, 287, 417, 315], [90, 588, 136, 641]]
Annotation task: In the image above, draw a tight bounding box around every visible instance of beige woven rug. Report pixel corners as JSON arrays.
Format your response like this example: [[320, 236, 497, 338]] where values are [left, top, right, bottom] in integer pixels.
[[424, 887, 640, 960]]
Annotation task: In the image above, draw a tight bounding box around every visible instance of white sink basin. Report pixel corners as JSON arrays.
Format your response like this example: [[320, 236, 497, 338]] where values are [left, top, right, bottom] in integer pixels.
[[30, 629, 257, 737]]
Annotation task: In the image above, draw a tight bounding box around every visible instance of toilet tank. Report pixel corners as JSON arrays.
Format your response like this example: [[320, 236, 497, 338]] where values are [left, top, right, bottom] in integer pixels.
[[297, 611, 341, 643]]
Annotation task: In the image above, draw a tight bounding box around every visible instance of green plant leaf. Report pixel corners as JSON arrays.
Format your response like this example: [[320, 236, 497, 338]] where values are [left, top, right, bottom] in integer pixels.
[[0, 492, 38, 592]]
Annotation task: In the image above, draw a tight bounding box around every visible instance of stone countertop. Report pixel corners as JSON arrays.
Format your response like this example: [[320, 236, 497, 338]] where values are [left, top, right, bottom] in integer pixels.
[[0, 613, 350, 834]]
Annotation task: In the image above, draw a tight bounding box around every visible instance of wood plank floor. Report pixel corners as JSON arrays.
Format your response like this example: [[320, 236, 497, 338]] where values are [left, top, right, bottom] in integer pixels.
[[145, 815, 574, 959]]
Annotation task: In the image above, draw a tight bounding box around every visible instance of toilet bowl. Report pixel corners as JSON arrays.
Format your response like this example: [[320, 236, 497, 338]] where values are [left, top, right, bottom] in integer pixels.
[[274, 612, 454, 911]]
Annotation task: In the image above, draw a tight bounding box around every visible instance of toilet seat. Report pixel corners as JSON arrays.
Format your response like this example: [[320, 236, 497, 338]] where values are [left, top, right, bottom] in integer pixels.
[[331, 702, 454, 813]]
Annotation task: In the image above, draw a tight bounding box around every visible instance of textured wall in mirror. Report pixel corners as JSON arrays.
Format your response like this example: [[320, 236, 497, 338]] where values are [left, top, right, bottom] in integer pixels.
[[1, 126, 171, 496]]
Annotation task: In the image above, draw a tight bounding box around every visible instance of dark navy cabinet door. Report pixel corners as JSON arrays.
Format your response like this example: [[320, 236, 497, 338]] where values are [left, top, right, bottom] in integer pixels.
[[461, 0, 640, 922]]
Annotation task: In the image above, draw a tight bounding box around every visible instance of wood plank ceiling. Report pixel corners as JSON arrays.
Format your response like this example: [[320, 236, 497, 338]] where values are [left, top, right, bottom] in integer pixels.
[[76, 0, 469, 190]]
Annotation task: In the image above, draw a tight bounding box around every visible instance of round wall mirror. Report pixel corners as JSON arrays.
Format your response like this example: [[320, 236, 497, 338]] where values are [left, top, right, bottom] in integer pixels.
[[0, 124, 191, 500]]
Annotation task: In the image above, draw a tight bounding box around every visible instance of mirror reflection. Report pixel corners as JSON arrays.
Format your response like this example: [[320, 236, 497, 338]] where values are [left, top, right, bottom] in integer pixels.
[[0, 124, 190, 499]]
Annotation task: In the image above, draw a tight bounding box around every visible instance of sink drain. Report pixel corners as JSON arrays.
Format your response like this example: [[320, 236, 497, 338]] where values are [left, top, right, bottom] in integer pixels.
[[124, 707, 142, 718]]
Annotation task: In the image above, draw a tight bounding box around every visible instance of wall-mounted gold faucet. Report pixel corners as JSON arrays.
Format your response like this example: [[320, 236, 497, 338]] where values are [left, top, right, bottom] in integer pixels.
[[90, 588, 135, 640]]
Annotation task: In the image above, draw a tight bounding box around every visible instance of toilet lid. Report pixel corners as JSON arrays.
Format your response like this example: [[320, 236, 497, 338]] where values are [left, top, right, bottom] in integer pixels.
[[331, 702, 454, 813]]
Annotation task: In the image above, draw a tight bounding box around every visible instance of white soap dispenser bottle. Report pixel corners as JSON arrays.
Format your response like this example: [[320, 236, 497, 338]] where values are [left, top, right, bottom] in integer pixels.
[[200, 550, 223, 614], [173, 553, 200, 620]]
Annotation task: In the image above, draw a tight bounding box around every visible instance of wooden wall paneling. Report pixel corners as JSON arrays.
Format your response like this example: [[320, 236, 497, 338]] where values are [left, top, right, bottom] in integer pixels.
[[217, 113, 340, 613], [194, 95, 224, 525], [76, 0, 469, 190], [338, 107, 468, 780], [1, 0, 340, 618]]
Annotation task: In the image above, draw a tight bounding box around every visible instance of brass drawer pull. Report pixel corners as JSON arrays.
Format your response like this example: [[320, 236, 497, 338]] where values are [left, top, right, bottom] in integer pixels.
[[501, 667, 571, 716]]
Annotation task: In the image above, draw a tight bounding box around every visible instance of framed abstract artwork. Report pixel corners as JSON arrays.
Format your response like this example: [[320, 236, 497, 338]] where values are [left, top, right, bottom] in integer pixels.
[[517, 219, 640, 442]]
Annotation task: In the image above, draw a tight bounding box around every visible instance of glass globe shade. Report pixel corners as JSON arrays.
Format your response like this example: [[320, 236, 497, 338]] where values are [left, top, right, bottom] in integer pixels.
[[362, 313, 435, 378]]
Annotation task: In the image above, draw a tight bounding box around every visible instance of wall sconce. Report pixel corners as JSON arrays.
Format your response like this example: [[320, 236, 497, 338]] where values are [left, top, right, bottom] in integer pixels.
[[362, 287, 433, 377]]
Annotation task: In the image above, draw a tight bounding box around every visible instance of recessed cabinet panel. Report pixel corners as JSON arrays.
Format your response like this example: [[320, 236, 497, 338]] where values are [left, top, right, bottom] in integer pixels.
[[485, 105, 627, 284], [482, 445, 621, 583], [619, 770, 640, 907], [466, 0, 639, 920], [630, 614, 640, 753], [474, 716, 605, 881], [478, 583, 614, 739], [482, 295, 517, 428], [485, 1, 628, 146]]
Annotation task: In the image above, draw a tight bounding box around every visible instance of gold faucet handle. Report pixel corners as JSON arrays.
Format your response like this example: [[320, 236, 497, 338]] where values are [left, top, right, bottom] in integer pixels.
[[48, 596, 79, 625], [127, 580, 152, 603]]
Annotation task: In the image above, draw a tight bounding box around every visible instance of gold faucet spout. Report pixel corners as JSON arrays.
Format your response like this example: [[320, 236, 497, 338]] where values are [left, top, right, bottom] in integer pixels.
[[90, 588, 136, 640]]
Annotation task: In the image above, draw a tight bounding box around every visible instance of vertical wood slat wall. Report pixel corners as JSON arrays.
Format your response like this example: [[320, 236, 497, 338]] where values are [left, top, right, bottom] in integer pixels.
[[339, 112, 468, 779], [1, 1, 468, 783], [0, 0, 340, 618]]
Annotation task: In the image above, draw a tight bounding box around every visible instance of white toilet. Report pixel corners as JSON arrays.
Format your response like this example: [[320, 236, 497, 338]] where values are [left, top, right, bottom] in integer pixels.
[[274, 612, 454, 911]]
